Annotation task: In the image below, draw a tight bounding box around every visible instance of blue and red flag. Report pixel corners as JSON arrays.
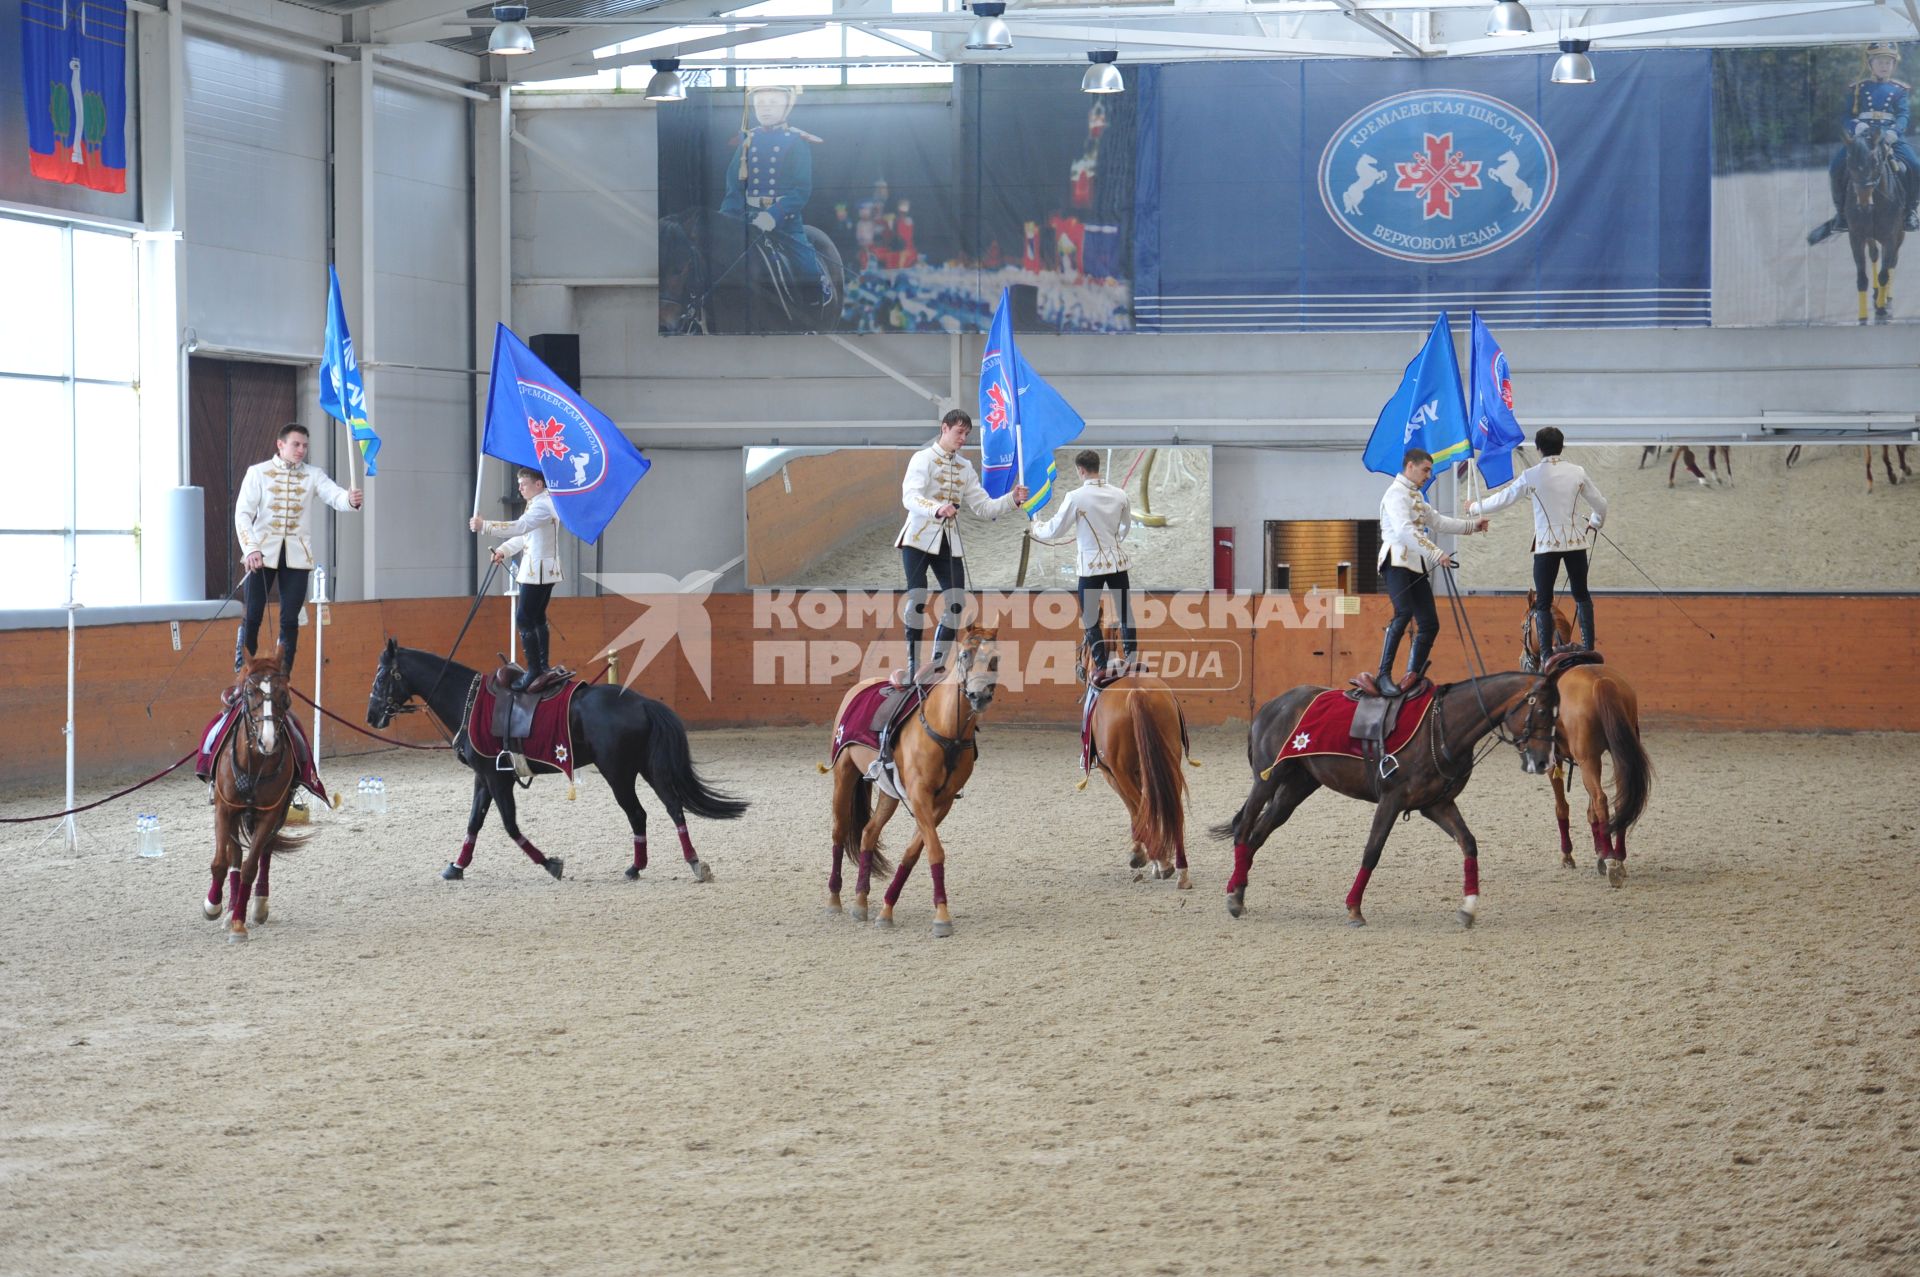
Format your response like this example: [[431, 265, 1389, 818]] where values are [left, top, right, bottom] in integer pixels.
[[978, 288, 1085, 514], [1467, 310, 1527, 489], [1362, 311, 1471, 493], [21, 0, 129, 193], [481, 324, 650, 544]]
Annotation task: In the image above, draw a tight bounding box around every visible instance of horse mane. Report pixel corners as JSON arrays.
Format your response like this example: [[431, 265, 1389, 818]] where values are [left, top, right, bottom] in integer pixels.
[[236, 654, 283, 686]]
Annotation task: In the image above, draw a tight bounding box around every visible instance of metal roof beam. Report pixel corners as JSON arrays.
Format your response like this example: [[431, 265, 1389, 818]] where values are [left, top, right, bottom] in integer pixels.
[[1439, 0, 1878, 55]]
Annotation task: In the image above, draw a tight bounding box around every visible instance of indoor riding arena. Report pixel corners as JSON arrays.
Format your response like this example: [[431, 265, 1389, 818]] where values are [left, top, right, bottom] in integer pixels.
[[3, 3, 1918, 1274]]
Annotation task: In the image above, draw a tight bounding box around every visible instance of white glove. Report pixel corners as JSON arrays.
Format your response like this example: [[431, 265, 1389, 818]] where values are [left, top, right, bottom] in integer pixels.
[[752, 211, 776, 233], [1854, 121, 1873, 137]]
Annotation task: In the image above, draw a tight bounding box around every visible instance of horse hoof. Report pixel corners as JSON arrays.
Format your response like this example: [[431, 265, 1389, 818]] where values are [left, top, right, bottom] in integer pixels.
[[544, 858, 565, 882], [1346, 908, 1367, 928], [1606, 857, 1626, 889], [822, 904, 842, 919], [251, 899, 269, 925], [441, 863, 464, 881], [873, 915, 894, 930], [203, 899, 222, 920], [1226, 889, 1245, 918], [1177, 873, 1192, 891], [1128, 851, 1147, 869], [227, 929, 248, 944], [1595, 857, 1608, 878], [624, 865, 640, 881], [849, 904, 869, 923], [931, 920, 954, 939], [1457, 908, 1475, 929], [689, 860, 714, 884], [1559, 854, 1576, 869]]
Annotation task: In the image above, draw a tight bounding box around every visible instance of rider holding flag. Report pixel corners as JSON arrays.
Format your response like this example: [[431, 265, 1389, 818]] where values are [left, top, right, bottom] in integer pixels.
[[1809, 42, 1920, 243]]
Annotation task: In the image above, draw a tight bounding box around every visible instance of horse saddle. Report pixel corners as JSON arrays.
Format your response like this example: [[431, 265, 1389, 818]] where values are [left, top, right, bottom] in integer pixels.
[[870, 681, 929, 767], [1540, 650, 1604, 677], [488, 664, 574, 746], [1342, 675, 1432, 767]]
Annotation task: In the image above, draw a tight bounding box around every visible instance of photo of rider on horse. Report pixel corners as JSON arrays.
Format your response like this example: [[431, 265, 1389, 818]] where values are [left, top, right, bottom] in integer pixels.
[[1807, 42, 1920, 244]]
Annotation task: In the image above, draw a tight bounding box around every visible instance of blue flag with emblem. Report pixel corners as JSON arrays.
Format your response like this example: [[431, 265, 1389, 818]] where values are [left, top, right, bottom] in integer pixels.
[[319, 265, 379, 476], [1467, 311, 1527, 490], [481, 324, 650, 544], [978, 289, 1086, 514], [1362, 311, 1471, 493]]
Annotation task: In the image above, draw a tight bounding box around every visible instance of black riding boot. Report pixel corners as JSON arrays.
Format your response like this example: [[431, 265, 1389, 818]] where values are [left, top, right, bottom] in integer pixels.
[[512, 627, 546, 691], [1375, 614, 1411, 696], [1524, 607, 1554, 672], [234, 625, 249, 673], [1404, 629, 1436, 689], [1085, 627, 1107, 682], [1574, 601, 1596, 654], [279, 630, 299, 676]]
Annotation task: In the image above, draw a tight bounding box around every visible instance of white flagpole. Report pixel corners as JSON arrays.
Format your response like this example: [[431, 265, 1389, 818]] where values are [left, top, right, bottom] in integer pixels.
[[310, 566, 328, 772], [57, 564, 80, 852]]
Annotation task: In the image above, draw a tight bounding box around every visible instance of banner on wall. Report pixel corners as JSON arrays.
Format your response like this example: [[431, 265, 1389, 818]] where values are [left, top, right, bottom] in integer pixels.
[[20, 0, 129, 194]]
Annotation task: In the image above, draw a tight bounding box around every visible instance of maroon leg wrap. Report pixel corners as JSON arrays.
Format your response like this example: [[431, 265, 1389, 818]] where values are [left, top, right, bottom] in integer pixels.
[[1227, 841, 1255, 893], [1345, 866, 1373, 911], [856, 849, 873, 896], [828, 842, 844, 895], [255, 856, 271, 897], [455, 835, 476, 869], [883, 857, 916, 907], [1556, 813, 1571, 855], [227, 869, 245, 924], [208, 868, 224, 908], [515, 835, 547, 866], [632, 836, 647, 871], [1612, 828, 1627, 860], [930, 862, 947, 907], [1590, 820, 1611, 859], [676, 824, 696, 863], [1463, 857, 1479, 897]]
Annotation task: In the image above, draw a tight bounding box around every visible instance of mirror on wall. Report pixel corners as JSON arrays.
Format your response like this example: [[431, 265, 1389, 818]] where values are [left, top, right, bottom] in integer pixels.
[[745, 446, 1214, 590], [1451, 443, 1920, 592]]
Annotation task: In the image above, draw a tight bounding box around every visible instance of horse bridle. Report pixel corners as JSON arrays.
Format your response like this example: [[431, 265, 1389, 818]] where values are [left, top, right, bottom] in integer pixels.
[[225, 670, 293, 807], [1429, 678, 1556, 782], [913, 643, 995, 777]]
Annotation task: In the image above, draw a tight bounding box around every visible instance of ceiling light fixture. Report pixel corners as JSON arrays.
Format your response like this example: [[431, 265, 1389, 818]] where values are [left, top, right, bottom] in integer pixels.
[[487, 3, 536, 56], [1485, 0, 1533, 36], [965, 2, 1012, 52], [645, 58, 686, 102], [1081, 50, 1123, 95], [1551, 38, 1595, 84]]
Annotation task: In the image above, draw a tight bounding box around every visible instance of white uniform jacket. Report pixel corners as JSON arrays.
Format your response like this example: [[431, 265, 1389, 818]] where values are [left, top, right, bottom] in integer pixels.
[[1028, 476, 1132, 576], [234, 456, 356, 570], [1468, 456, 1607, 553], [483, 491, 564, 585], [1378, 473, 1475, 572], [893, 444, 1019, 556]]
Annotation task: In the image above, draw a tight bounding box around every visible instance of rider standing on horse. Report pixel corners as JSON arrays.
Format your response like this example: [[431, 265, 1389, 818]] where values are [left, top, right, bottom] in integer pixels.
[[1028, 449, 1135, 678], [720, 85, 834, 307], [1374, 448, 1487, 696], [234, 422, 362, 674], [1468, 427, 1608, 670], [893, 410, 1026, 686], [470, 466, 564, 691], [1810, 42, 1920, 243]]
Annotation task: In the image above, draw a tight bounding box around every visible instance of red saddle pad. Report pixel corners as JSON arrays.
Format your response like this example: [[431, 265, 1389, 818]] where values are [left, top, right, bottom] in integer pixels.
[[1272, 685, 1436, 765]]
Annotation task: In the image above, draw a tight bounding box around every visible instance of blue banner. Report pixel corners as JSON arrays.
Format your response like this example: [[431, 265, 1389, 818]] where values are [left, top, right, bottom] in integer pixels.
[[1467, 310, 1526, 488], [1133, 51, 1711, 331], [21, 0, 129, 193], [319, 265, 379, 476], [978, 288, 1086, 513], [1363, 312, 1471, 489], [481, 325, 651, 545]]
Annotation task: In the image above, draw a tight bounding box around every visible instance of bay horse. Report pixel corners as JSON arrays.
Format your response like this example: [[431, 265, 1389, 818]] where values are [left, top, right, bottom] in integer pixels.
[[1844, 131, 1906, 325], [367, 640, 746, 883], [1077, 630, 1194, 889], [823, 625, 1000, 937], [206, 652, 307, 943], [659, 209, 846, 335], [1217, 662, 1584, 928], [1522, 603, 1653, 888]]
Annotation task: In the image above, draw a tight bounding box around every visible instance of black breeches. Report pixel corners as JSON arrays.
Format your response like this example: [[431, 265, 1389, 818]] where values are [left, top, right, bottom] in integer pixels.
[[901, 543, 967, 665], [1077, 571, 1136, 663], [241, 553, 310, 657], [516, 581, 554, 629]]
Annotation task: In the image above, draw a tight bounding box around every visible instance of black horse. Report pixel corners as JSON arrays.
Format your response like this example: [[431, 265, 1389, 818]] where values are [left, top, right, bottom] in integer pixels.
[[659, 209, 846, 335], [1844, 132, 1907, 325], [1216, 662, 1593, 928], [367, 640, 747, 882]]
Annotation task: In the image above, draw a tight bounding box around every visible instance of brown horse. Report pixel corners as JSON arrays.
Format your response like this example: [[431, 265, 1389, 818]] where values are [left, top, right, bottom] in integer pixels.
[[824, 625, 1001, 937], [1522, 603, 1654, 888], [1077, 631, 1194, 889], [205, 653, 307, 942]]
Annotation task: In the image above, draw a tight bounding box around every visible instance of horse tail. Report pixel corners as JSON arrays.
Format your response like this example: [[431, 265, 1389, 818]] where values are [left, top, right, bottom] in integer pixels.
[[1128, 692, 1186, 864], [638, 697, 750, 822], [1594, 682, 1651, 839], [848, 773, 891, 876], [262, 823, 312, 857]]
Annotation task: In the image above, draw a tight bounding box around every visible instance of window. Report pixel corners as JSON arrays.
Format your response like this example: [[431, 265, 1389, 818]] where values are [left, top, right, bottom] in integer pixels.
[[0, 217, 143, 609]]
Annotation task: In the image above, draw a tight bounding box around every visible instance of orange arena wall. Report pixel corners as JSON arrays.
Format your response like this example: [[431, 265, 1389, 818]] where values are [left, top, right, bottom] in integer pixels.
[[2, 592, 1915, 781]]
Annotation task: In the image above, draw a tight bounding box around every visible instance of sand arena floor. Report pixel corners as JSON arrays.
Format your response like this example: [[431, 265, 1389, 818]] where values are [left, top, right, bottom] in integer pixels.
[[2, 723, 1916, 1275]]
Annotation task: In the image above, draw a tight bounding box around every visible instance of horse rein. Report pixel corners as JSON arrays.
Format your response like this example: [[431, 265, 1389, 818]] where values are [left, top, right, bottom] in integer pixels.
[[224, 671, 295, 809], [912, 645, 993, 781], [1428, 678, 1554, 783]]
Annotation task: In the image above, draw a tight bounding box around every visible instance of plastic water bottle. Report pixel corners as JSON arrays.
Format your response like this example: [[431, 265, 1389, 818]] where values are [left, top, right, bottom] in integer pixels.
[[136, 812, 164, 858], [373, 776, 388, 815], [357, 776, 370, 809]]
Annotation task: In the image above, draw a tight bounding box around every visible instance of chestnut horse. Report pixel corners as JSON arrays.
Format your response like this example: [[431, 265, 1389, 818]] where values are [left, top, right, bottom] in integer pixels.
[[205, 653, 307, 942], [824, 625, 1000, 937], [1522, 603, 1653, 888], [1077, 630, 1194, 889]]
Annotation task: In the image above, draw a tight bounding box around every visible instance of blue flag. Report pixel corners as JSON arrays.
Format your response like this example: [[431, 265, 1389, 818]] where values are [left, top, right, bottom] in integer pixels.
[[1362, 311, 1471, 493], [978, 289, 1085, 515], [1467, 311, 1527, 490], [22, 0, 129, 193], [319, 265, 379, 476], [481, 324, 650, 545]]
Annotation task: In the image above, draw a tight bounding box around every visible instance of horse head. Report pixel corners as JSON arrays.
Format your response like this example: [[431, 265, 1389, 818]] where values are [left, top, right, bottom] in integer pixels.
[[1847, 132, 1898, 206], [953, 625, 1001, 713], [367, 637, 410, 730], [657, 212, 706, 334], [234, 653, 291, 760], [1482, 668, 1565, 776]]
